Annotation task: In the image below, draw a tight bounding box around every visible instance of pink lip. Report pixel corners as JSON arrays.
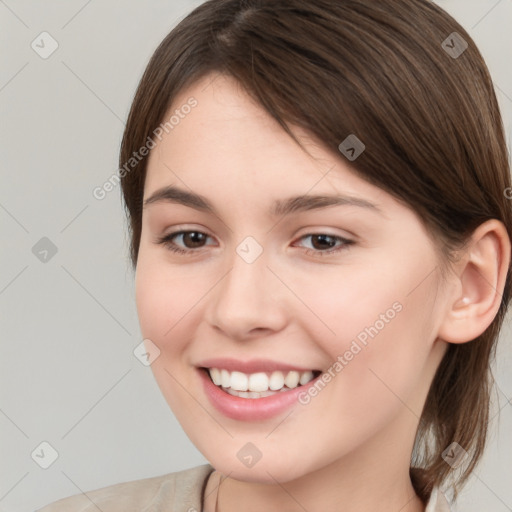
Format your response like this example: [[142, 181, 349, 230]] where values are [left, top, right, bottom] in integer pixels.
[[198, 367, 321, 421], [198, 358, 318, 374]]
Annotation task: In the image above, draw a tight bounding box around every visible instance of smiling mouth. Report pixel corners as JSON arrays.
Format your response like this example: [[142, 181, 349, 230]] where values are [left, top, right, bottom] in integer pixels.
[[201, 367, 322, 399]]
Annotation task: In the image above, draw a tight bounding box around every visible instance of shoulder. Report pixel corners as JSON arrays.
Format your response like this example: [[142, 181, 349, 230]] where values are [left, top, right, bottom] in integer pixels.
[[36, 464, 215, 512], [425, 487, 453, 512]]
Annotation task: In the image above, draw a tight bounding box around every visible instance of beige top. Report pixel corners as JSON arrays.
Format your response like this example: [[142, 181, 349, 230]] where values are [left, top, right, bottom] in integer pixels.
[[37, 464, 452, 512]]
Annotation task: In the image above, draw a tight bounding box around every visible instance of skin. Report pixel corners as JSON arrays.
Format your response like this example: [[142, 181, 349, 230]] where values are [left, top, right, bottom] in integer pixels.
[[134, 72, 510, 512]]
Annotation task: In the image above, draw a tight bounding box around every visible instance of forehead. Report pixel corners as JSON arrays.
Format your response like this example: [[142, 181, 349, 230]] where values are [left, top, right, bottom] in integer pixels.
[[143, 72, 393, 216]]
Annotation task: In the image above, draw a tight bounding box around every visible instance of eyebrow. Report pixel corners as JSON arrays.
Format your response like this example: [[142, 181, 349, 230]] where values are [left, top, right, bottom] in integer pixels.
[[143, 185, 382, 216]]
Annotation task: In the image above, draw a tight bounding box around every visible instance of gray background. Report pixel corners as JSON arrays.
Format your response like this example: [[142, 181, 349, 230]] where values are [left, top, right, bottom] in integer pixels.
[[1, 1, 511, 511]]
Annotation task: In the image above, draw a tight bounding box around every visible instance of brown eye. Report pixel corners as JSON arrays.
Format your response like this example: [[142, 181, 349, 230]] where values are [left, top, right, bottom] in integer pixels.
[[156, 230, 214, 254], [309, 234, 338, 250], [180, 231, 208, 248], [294, 233, 354, 257]]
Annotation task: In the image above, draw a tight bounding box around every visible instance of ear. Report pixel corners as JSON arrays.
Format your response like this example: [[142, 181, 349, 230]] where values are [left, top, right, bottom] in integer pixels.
[[438, 219, 511, 344]]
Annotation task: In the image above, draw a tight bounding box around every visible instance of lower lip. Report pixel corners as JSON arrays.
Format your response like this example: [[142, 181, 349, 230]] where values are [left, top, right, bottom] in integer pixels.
[[198, 368, 320, 421]]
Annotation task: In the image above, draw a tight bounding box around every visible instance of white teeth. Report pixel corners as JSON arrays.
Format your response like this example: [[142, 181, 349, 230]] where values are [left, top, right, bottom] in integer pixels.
[[248, 372, 269, 392], [207, 368, 316, 393], [221, 369, 230, 388], [299, 370, 314, 385], [210, 368, 222, 386], [225, 388, 282, 399], [284, 370, 300, 388], [230, 371, 248, 391], [269, 371, 285, 390]]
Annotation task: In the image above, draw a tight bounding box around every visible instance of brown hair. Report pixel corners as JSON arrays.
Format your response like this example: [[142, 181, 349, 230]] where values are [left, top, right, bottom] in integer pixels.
[[119, 0, 512, 502]]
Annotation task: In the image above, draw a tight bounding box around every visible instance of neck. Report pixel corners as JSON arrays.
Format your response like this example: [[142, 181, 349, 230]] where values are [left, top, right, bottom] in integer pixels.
[[215, 464, 424, 512]]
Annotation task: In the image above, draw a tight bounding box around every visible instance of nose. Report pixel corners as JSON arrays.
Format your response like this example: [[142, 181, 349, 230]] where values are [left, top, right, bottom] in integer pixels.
[[205, 245, 289, 341]]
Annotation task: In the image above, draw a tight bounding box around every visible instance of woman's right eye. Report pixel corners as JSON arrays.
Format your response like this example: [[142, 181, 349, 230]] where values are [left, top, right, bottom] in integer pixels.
[[156, 230, 215, 254]]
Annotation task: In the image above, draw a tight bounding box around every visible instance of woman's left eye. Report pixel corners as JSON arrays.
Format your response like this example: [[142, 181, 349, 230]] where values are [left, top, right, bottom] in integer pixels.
[[156, 231, 354, 256], [293, 234, 354, 256]]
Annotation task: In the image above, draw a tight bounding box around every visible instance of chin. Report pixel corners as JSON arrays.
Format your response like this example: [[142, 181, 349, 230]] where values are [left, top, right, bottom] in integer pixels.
[[209, 454, 312, 484]]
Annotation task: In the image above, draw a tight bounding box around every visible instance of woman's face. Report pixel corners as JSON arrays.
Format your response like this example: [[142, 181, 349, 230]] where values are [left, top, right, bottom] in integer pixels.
[[135, 72, 450, 483]]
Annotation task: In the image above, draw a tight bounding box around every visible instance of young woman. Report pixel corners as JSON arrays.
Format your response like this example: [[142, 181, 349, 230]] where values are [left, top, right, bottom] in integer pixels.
[[38, 0, 511, 510]]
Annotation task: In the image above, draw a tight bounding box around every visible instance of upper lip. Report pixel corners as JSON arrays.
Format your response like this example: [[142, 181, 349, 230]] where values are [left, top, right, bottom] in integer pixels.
[[198, 358, 320, 374]]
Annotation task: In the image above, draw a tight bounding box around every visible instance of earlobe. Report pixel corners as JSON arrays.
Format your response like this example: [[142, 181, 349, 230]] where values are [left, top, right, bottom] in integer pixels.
[[438, 219, 511, 344]]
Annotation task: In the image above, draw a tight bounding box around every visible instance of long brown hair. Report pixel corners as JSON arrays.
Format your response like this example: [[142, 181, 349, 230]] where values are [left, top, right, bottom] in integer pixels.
[[119, 0, 512, 502]]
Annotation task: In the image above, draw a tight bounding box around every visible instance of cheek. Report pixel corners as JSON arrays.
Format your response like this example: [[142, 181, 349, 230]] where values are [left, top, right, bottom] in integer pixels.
[[294, 262, 436, 410], [289, 262, 408, 352], [135, 257, 207, 348], [134, 260, 205, 414]]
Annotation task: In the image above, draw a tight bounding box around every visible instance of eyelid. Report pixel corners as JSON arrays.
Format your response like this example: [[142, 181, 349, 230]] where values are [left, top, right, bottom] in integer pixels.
[[156, 226, 223, 259], [292, 233, 354, 254], [291, 225, 355, 243], [160, 225, 216, 242], [293, 224, 358, 240], [156, 228, 354, 258]]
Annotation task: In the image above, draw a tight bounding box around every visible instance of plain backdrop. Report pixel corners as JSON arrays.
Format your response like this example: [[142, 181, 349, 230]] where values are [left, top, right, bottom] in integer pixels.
[[1, 1, 511, 511]]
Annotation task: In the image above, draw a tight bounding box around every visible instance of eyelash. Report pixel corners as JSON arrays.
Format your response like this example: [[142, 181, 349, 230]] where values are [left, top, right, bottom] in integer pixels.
[[155, 231, 354, 257]]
